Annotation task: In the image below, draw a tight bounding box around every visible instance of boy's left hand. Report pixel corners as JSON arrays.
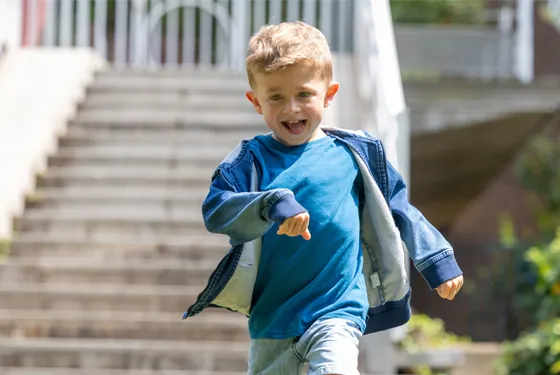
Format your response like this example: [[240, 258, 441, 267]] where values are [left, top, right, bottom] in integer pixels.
[[436, 275, 464, 300]]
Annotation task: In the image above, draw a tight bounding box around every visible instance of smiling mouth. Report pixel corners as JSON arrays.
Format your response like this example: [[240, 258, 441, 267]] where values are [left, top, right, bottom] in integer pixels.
[[281, 120, 307, 134]]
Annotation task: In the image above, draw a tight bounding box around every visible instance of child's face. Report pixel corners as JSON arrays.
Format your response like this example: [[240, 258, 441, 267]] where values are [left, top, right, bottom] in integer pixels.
[[246, 63, 339, 146]]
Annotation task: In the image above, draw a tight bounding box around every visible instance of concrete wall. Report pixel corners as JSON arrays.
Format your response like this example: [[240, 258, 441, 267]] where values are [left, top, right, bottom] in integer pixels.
[[0, 48, 105, 238]]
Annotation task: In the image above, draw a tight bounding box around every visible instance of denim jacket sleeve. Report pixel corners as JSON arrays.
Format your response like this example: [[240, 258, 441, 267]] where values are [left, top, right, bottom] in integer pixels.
[[202, 169, 307, 246], [386, 159, 463, 290]]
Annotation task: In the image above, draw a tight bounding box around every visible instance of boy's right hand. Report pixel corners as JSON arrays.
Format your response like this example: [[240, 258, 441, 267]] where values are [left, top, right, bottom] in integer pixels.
[[277, 212, 311, 240]]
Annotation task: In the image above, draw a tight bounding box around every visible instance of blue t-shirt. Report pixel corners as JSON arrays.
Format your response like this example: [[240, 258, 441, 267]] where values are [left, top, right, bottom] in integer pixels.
[[247, 134, 369, 339]]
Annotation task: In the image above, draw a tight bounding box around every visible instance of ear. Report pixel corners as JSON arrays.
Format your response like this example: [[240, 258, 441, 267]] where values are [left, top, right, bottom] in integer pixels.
[[246, 91, 263, 114], [324, 82, 340, 108]]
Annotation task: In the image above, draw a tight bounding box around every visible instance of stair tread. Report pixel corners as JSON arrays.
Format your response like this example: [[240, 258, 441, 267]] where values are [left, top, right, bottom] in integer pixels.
[[12, 232, 224, 246], [0, 281, 203, 295], [0, 337, 248, 351], [2, 256, 217, 270], [33, 187, 207, 200], [0, 309, 244, 324], [0, 368, 245, 375]]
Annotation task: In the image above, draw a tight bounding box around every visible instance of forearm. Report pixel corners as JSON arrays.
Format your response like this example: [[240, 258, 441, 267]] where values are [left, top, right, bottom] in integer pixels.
[[202, 181, 306, 245]]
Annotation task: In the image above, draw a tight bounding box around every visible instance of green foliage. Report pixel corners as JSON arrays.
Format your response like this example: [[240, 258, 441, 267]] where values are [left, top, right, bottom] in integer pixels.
[[516, 135, 560, 234], [494, 133, 560, 374], [523, 230, 560, 323], [390, 0, 486, 25], [496, 319, 560, 375], [399, 313, 470, 375]]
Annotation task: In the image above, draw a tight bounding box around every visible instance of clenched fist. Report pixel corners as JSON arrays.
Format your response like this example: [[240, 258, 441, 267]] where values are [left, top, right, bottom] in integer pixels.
[[277, 212, 311, 240], [436, 275, 464, 300]]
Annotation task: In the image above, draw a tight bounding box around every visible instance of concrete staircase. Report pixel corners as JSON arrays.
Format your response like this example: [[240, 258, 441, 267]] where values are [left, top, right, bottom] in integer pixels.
[[0, 68, 268, 374]]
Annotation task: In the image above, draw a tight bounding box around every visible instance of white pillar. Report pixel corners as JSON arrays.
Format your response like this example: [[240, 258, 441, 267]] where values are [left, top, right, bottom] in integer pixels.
[[356, 0, 410, 373], [516, 0, 535, 84], [0, 0, 23, 49]]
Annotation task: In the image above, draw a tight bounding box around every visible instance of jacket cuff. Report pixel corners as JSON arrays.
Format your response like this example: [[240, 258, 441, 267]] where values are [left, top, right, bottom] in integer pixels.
[[265, 193, 307, 223], [420, 253, 463, 290]]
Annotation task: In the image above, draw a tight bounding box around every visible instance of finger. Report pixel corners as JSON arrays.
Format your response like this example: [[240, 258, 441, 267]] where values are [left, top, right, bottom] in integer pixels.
[[437, 285, 451, 299], [300, 214, 310, 236], [302, 228, 311, 240], [286, 218, 299, 236], [291, 218, 304, 237], [277, 222, 288, 235]]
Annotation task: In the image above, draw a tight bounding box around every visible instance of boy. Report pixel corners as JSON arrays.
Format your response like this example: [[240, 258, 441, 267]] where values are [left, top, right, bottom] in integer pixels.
[[183, 21, 464, 375]]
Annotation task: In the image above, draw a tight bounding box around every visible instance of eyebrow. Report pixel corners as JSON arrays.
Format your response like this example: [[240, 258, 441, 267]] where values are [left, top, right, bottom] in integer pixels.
[[266, 86, 317, 94]]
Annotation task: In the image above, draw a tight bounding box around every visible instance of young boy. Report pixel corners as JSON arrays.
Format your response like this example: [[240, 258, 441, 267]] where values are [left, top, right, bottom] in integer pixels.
[[183, 21, 464, 375]]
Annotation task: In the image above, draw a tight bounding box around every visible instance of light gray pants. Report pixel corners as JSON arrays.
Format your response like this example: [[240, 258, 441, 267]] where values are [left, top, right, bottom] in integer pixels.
[[248, 318, 363, 375]]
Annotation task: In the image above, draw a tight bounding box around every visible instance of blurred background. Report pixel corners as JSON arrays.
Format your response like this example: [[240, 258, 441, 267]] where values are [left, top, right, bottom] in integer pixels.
[[0, 0, 559, 374]]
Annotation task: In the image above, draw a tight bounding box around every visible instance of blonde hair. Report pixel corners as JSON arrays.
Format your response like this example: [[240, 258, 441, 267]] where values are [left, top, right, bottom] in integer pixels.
[[246, 21, 333, 88]]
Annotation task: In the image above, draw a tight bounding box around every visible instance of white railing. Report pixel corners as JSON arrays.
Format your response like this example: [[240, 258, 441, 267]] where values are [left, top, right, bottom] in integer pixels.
[[353, 1, 410, 373], [0, 0, 23, 52], [354, 0, 408, 179], [19, 0, 353, 69], [393, 0, 534, 83]]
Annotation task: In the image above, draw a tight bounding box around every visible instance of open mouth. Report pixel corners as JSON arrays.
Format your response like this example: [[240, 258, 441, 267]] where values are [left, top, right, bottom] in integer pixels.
[[281, 119, 307, 135]]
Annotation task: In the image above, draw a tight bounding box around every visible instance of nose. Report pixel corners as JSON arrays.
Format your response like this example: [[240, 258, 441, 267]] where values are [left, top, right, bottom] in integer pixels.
[[283, 98, 301, 114]]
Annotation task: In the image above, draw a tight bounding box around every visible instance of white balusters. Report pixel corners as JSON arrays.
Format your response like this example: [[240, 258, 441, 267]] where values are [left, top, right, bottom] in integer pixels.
[[42, 0, 56, 46], [25, 0, 38, 46], [165, 0, 180, 66], [94, 0, 108, 58], [200, 0, 214, 64], [269, 0, 282, 23], [151, 1, 164, 65], [182, 4, 196, 65], [303, 0, 316, 26], [287, 0, 299, 21], [59, 0, 73, 46], [76, 0, 91, 47], [115, 0, 129, 66], [253, 0, 266, 32], [319, 0, 333, 45]]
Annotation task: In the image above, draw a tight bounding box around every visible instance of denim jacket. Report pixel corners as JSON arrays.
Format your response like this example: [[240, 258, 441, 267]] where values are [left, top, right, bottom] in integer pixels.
[[182, 127, 462, 335]]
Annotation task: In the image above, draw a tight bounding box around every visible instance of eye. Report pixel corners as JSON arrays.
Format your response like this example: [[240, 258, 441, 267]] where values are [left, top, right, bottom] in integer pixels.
[[269, 94, 283, 101], [299, 92, 311, 98]]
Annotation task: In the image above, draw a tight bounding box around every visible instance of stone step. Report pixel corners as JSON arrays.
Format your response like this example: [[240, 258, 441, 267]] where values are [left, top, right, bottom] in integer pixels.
[[88, 77, 248, 94], [0, 338, 248, 370], [35, 165, 212, 189], [0, 257, 216, 286], [0, 310, 248, 342], [0, 368, 245, 375], [47, 149, 225, 169], [31, 186, 206, 203], [22, 207, 203, 222], [75, 110, 260, 127], [59, 127, 255, 147], [9, 233, 228, 261], [36, 170, 209, 189], [96, 67, 246, 80], [0, 282, 201, 313], [26, 197, 203, 210], [80, 93, 251, 111], [15, 216, 204, 236], [69, 114, 265, 131], [52, 144, 233, 161], [23, 203, 202, 223]]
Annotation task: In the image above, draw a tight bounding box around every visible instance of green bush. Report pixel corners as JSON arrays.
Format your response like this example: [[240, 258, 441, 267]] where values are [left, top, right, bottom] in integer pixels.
[[496, 319, 560, 375], [523, 230, 560, 323], [390, 0, 486, 25], [494, 132, 560, 374], [398, 313, 470, 375]]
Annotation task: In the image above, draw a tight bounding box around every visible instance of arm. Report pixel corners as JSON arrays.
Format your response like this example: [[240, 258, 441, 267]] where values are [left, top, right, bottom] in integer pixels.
[[386, 159, 463, 290], [202, 169, 307, 246]]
